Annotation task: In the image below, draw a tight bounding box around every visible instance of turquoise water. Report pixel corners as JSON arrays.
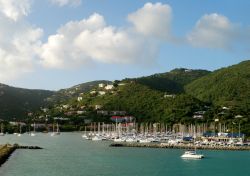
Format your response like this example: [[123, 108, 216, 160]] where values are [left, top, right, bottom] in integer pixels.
[[0, 133, 250, 176]]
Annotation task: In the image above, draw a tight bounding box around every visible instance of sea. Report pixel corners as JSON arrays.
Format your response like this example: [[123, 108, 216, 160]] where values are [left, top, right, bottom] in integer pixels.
[[0, 133, 249, 176]]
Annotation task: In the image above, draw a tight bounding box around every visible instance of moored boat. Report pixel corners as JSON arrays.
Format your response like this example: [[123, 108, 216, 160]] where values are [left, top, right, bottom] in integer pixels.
[[181, 150, 204, 159]]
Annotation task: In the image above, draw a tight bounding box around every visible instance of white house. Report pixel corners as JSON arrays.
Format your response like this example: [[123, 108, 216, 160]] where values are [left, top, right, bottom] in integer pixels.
[[77, 97, 83, 101], [105, 85, 114, 90], [77, 111, 86, 115], [62, 105, 70, 109], [90, 91, 97, 94], [98, 91, 106, 96], [95, 105, 103, 110], [99, 83, 105, 88]]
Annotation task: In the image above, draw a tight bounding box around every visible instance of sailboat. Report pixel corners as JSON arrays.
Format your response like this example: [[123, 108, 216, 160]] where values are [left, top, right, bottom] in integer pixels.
[[17, 124, 22, 137], [0, 123, 5, 136], [30, 122, 36, 136], [51, 123, 60, 136]]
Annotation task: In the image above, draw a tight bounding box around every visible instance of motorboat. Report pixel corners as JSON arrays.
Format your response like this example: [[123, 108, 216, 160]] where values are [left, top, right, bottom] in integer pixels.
[[181, 150, 204, 159]]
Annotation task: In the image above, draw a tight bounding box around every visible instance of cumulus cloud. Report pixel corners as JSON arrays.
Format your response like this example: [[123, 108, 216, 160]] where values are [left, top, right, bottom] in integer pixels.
[[0, 0, 31, 21], [187, 13, 241, 49], [40, 14, 157, 68], [0, 15, 43, 81], [50, 0, 81, 7], [128, 2, 172, 40], [40, 3, 170, 69]]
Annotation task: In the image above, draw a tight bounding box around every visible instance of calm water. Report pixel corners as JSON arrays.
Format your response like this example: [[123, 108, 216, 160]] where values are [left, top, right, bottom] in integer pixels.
[[0, 133, 249, 176]]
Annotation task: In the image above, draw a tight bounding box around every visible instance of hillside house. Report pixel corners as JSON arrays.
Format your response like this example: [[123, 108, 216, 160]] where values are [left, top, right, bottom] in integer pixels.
[[193, 111, 206, 119], [77, 111, 86, 115], [77, 97, 83, 101], [105, 85, 114, 90], [97, 110, 109, 116], [98, 91, 106, 96], [95, 105, 103, 110], [110, 111, 126, 116], [99, 83, 105, 88]]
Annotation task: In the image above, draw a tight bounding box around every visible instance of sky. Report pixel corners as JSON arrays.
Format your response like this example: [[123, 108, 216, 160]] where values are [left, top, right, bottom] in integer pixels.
[[0, 0, 249, 90]]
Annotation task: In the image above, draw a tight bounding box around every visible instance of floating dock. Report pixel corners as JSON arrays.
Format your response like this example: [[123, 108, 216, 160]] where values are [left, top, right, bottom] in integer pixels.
[[110, 142, 250, 151]]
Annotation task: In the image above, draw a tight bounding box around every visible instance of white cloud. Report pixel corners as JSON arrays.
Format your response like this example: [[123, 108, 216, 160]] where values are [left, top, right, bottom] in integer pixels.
[[0, 15, 43, 81], [50, 0, 81, 7], [40, 3, 170, 69], [187, 13, 240, 49], [40, 13, 157, 68], [128, 2, 172, 40], [0, 0, 31, 21]]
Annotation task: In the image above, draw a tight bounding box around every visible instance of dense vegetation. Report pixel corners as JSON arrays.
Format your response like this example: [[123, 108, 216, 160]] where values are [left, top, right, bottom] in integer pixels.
[[0, 84, 53, 120], [185, 60, 250, 116], [125, 68, 210, 93]]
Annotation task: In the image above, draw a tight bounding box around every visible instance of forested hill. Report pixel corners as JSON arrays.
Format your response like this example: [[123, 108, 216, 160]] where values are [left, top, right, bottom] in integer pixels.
[[0, 84, 54, 119], [124, 68, 210, 93], [185, 60, 250, 114]]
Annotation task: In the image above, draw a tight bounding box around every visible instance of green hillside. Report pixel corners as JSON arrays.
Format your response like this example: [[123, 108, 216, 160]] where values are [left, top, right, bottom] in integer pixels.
[[0, 84, 53, 120], [126, 68, 210, 93], [185, 60, 250, 115], [46, 82, 205, 124]]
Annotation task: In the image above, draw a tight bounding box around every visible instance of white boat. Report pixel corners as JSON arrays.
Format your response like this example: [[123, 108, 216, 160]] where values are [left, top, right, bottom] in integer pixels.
[[0, 123, 5, 136], [181, 150, 204, 159], [30, 122, 36, 136], [51, 123, 60, 136], [92, 136, 103, 141], [30, 133, 36, 137], [139, 138, 151, 143]]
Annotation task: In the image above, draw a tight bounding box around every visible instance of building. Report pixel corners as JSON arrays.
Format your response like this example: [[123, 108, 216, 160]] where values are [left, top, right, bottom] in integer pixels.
[[98, 83, 105, 88], [95, 105, 103, 110], [77, 111, 86, 115], [193, 111, 206, 119], [97, 110, 109, 116], [110, 116, 134, 123], [77, 97, 83, 101], [110, 111, 126, 116], [105, 85, 114, 90], [90, 91, 97, 95], [98, 91, 106, 96], [62, 105, 70, 109], [164, 94, 176, 98]]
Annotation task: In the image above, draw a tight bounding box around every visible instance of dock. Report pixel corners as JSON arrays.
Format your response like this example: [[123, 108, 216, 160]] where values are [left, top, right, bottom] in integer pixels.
[[0, 144, 43, 166], [110, 142, 250, 151]]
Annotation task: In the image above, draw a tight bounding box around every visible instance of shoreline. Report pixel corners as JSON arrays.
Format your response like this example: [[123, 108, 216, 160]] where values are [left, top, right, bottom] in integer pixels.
[[110, 142, 250, 151]]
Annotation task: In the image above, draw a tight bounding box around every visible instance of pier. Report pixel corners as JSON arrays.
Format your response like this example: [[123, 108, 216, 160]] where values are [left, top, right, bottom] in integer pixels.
[[110, 142, 250, 151], [0, 144, 43, 166]]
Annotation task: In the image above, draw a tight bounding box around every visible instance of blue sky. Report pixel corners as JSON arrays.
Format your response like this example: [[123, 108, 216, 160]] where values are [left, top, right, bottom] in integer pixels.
[[0, 0, 249, 90]]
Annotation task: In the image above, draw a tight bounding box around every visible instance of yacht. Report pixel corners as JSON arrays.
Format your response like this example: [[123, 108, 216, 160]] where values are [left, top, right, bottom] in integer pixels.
[[181, 150, 204, 159]]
